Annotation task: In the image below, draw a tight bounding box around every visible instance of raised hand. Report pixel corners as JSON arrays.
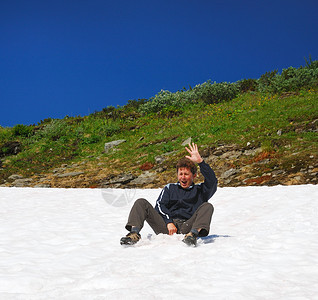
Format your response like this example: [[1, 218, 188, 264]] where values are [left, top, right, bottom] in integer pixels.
[[185, 143, 203, 164]]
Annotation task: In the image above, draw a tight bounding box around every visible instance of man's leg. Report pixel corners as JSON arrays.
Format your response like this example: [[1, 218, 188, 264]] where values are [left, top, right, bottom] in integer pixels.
[[125, 198, 168, 235], [180, 202, 214, 237]]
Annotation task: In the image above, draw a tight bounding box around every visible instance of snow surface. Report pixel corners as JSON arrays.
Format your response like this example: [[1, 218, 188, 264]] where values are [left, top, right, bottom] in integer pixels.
[[0, 185, 318, 300]]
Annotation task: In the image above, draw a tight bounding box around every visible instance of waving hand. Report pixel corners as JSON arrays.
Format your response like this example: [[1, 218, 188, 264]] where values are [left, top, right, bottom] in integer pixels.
[[185, 143, 203, 164]]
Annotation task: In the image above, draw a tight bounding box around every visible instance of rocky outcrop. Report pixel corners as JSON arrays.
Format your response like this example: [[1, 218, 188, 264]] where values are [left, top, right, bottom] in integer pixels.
[[1, 142, 317, 188], [129, 171, 157, 186], [55, 172, 84, 178], [101, 173, 136, 188], [8, 175, 33, 187], [104, 140, 126, 153]]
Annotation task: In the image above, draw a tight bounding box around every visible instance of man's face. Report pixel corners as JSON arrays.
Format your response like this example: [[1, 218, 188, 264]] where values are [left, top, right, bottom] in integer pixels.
[[177, 167, 196, 189]]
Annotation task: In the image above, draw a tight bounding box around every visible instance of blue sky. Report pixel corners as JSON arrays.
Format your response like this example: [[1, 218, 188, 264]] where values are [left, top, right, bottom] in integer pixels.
[[1, 0, 317, 127]]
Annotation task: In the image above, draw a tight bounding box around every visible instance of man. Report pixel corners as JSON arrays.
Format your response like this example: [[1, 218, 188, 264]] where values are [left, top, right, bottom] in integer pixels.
[[120, 143, 218, 246]]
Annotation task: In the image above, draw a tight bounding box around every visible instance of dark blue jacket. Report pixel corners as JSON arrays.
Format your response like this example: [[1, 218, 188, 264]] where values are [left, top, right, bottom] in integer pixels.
[[155, 161, 217, 224]]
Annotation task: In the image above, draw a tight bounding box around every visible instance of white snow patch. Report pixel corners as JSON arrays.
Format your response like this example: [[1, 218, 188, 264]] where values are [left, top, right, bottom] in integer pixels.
[[0, 185, 317, 299]]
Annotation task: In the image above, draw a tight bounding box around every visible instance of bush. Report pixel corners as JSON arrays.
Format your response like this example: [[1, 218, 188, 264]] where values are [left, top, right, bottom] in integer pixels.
[[138, 81, 239, 114], [99, 123, 121, 137], [274, 67, 318, 92], [12, 124, 34, 137], [258, 70, 278, 93], [139, 90, 191, 114], [237, 78, 258, 93], [258, 61, 318, 93], [124, 98, 148, 110], [305, 55, 318, 69], [81, 135, 101, 145], [0, 127, 13, 142], [192, 81, 239, 105], [34, 119, 70, 141]]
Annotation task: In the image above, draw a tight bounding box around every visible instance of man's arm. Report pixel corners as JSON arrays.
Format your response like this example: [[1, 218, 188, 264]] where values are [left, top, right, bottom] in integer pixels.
[[155, 185, 177, 235], [186, 142, 217, 197]]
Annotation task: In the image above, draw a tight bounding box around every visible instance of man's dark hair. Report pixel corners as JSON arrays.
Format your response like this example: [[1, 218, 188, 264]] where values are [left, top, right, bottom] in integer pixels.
[[176, 158, 197, 175]]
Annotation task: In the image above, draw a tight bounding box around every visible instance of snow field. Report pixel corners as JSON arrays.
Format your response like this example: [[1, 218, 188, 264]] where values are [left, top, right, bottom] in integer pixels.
[[0, 185, 317, 299]]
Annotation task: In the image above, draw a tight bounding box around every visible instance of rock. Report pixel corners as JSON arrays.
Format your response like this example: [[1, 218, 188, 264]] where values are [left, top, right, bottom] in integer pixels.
[[155, 151, 178, 165], [309, 167, 318, 173], [104, 140, 126, 153], [212, 144, 240, 157], [130, 171, 157, 185], [102, 173, 136, 187], [272, 170, 284, 177], [285, 173, 305, 185], [243, 147, 262, 156], [8, 174, 24, 181], [213, 149, 223, 156], [155, 155, 165, 164], [181, 137, 192, 146], [221, 168, 237, 179], [53, 167, 66, 174], [221, 150, 242, 160], [243, 175, 272, 185], [56, 172, 84, 178], [256, 159, 270, 165], [157, 167, 166, 173], [12, 178, 33, 187]]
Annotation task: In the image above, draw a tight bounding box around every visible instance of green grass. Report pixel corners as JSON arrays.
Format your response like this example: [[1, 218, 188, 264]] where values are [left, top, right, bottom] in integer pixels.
[[0, 88, 317, 182]]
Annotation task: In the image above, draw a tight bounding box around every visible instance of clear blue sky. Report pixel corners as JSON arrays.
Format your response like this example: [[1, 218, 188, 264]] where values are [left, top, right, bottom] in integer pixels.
[[1, 0, 317, 127]]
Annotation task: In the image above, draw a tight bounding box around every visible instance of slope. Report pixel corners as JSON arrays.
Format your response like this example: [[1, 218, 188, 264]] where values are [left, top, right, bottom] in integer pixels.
[[0, 185, 317, 299]]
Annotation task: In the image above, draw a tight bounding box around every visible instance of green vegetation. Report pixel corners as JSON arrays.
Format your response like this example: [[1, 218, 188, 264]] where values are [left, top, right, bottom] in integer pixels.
[[0, 59, 317, 185]]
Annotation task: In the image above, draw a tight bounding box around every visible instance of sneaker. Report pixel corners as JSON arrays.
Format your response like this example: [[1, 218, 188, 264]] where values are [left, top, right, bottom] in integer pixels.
[[120, 232, 141, 245], [182, 232, 197, 246]]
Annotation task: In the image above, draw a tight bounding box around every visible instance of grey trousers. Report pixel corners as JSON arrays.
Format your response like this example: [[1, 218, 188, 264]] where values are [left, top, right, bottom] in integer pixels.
[[125, 198, 214, 237]]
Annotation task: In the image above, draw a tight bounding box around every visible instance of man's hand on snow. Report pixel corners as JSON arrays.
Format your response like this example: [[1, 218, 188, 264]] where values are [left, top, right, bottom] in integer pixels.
[[167, 223, 177, 235]]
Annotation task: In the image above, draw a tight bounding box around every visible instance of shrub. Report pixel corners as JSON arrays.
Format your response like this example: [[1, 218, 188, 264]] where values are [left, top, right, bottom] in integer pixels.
[[99, 123, 121, 137], [258, 61, 318, 93], [138, 81, 239, 114], [81, 135, 101, 145], [193, 81, 239, 105], [305, 55, 318, 69], [237, 78, 258, 93], [34, 119, 70, 141], [124, 98, 148, 110], [139, 90, 191, 114], [12, 124, 34, 137], [0, 127, 13, 142], [273, 67, 318, 92], [258, 70, 278, 93]]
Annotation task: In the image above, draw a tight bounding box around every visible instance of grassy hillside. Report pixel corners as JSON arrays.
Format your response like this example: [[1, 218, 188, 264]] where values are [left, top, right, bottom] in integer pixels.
[[0, 61, 317, 188]]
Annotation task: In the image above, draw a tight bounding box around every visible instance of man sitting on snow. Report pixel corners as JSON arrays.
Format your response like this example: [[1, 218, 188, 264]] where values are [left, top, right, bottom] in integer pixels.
[[120, 143, 218, 246]]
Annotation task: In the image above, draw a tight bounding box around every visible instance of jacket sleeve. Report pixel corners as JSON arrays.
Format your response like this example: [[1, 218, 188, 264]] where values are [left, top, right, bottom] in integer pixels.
[[198, 160, 218, 201], [155, 184, 174, 224]]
